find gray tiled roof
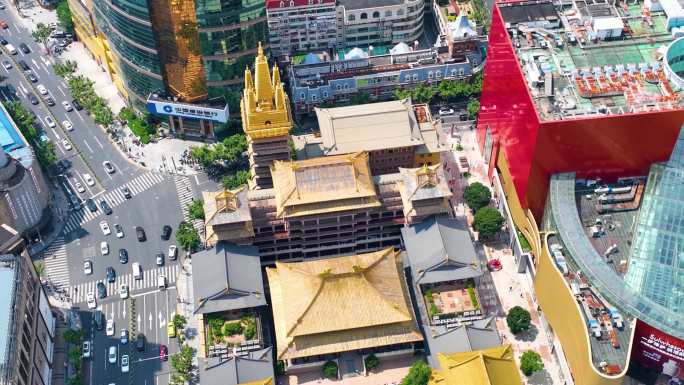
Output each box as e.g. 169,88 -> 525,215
402,216 -> 482,284
199,347 -> 274,385
192,242 -> 266,314
424,317 -> 502,368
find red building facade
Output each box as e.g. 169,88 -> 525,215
476,4 -> 684,218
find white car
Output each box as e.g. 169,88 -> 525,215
115,224 -> 124,238
86,292 -> 96,309
62,139 -> 72,151
1,60 -> 11,69
45,116 -> 56,128
82,341 -> 91,358
83,260 -> 92,275
100,221 -> 111,236
119,285 -> 129,299
168,245 -> 178,260
37,84 -> 48,95
62,101 -> 73,111
121,354 -> 129,373
74,181 -> 85,193
83,173 -> 94,186
439,107 -> 455,116
103,161 -> 115,174
63,120 -> 73,131
106,319 -> 114,336
100,241 -> 109,255
108,346 -> 117,364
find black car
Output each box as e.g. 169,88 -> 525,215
18,43 -> 30,54
135,226 -> 146,242
85,198 -> 98,212
135,333 -> 146,351
17,60 -> 29,71
94,310 -> 104,330
72,99 -> 82,110
25,71 -> 37,83
122,186 -> 132,199
161,225 -> 172,240
106,266 -> 115,283
29,94 -> 39,105
45,97 -> 55,106
118,248 -> 128,264
96,282 -> 107,298
0,36 -> 7,45
100,199 -> 112,215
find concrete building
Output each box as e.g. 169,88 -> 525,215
293,100 -> 444,175
266,0 -> 425,59
241,44 -> 293,189
202,153 -> 452,260
0,251 -> 56,385
0,104 -> 49,236
266,247 -> 423,373
287,37 -> 483,114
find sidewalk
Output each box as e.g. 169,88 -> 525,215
29,180 -> 70,257
176,256 -> 201,364
127,137 -> 200,175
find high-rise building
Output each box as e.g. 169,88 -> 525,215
72,0 -> 270,137
0,249 -> 56,385
241,43 -> 293,189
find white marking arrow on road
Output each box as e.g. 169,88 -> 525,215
122,306 -> 126,319
148,313 -> 153,330
137,313 -> 141,329
158,311 -> 165,328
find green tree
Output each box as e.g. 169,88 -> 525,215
63,329 -> 82,344
56,0 -> 75,34
53,60 -> 78,78
322,361 -> 338,379
67,345 -> 82,364
67,75 -> 95,103
413,82 -> 437,103
467,99 -> 480,120
463,182 -> 491,211
172,314 -> 187,330
400,360 -> 431,385
34,261 -> 45,278
222,170 -> 250,189
31,23 -> 52,54
473,207 -> 504,238
92,102 -> 114,126
506,306 -> 532,334
176,222 -> 200,251
276,360 -> 285,375
243,319 -> 256,340
520,350 -> 544,376
365,354 -> 380,371
223,322 -> 243,336
394,88 -> 413,100
170,345 -> 195,384
35,140 -> 57,168
350,91 -> 371,105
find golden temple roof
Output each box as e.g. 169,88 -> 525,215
271,152 -> 380,217
239,378 -> 273,385
202,187 -> 254,245
429,345 -> 523,385
266,247 -> 423,360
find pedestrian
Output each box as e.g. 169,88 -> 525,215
509,286 -> 513,292
520,293 -> 523,298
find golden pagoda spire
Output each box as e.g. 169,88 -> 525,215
244,67 -> 254,90
272,64 -> 281,87
254,42 -> 273,105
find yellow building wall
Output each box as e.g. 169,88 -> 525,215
496,154 -> 626,385
414,152 -> 441,167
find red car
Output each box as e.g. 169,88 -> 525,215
0,21 -> 8,29
159,345 -> 168,361
487,259 -> 503,271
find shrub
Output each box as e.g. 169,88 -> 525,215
520,350 -> 544,376
400,360 -> 431,385
466,282 -> 479,310
322,361 -> 338,379
223,322 -> 243,336
506,306 -> 531,334
276,360 -> 286,375
187,199 -> 205,220
463,182 -> 491,211
473,207 -> 504,238
365,354 -> 380,371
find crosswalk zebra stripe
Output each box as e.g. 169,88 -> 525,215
42,237 -> 71,288
70,264 -> 179,303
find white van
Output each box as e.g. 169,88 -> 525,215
132,263 -> 142,280
157,275 -> 166,289
6,44 -> 16,55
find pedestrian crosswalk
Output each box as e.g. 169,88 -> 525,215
64,172 -> 166,234
70,264 -> 179,303
174,176 -> 204,236
42,237 -> 71,288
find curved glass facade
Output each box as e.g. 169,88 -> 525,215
94,0 -> 163,102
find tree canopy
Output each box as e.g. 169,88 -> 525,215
176,222 -> 200,251
56,0 -> 75,34
4,102 -> 56,168
520,350 -> 544,376
463,182 -> 491,211
31,23 -> 52,54
187,199 -> 204,220
222,169 -> 250,189
400,360 -> 431,385
473,207 -> 504,238
170,345 -> 195,385
506,306 -> 532,334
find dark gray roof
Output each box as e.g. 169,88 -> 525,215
200,347 -> 274,385
424,317 -> 502,368
498,1 -> 559,25
338,0 -> 404,10
402,216 -> 483,284
192,242 -> 266,314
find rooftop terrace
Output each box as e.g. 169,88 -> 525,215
500,0 -> 684,120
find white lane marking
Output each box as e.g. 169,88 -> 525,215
51,128 -> 60,140
76,110 -> 85,122
94,136 -> 104,149
77,172 -> 96,196
13,24 -> 19,33
1,65 -> 7,74
40,63 -> 48,74
57,85 -> 66,96
31,58 -> 38,68
82,139 -> 94,153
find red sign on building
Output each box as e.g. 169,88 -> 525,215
630,319 -> 684,381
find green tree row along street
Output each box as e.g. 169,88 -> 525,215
56,0 -> 75,35
53,60 -> 115,126
176,221 -> 200,251
4,101 -> 57,168
393,75 -> 483,104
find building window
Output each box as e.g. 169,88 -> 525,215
458,68 -> 464,76
289,0 -> 294,5
412,74 -> 418,81
279,1 -> 284,6
427,71 -> 433,79
344,84 -> 350,89
435,71 -> 442,78
348,14 -> 355,21
336,84 -> 342,90
300,92 -> 305,100
312,94 -> 317,101
450,69 -> 457,77
360,12 -> 367,19
323,91 -> 328,98
472,59 -> 478,66
405,74 -> 411,82
397,9 -> 404,15
385,10 -> 392,16
372,11 -> 380,18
